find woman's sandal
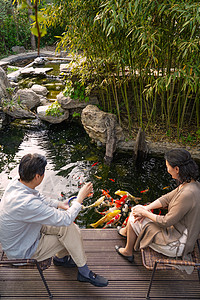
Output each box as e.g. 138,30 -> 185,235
115,245 -> 134,263
117,226 -> 127,239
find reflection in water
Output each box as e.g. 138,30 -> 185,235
1,120 -> 199,228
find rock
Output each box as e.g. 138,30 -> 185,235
13,89 -> 40,109
2,87 -> 38,119
133,128 -> 149,161
0,67 -> 12,106
20,67 -> 53,76
39,96 -> 51,106
82,105 -> 125,163
57,92 -> 98,109
33,57 -> 48,65
37,105 -> 69,124
0,110 -> 11,128
60,64 -> 71,73
11,46 -> 26,54
31,84 -> 48,96
3,102 -> 35,119
81,105 -> 124,145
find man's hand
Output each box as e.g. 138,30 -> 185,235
76,182 -> 93,204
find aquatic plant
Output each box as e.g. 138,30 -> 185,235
45,101 -> 64,117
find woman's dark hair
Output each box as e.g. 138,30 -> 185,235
19,153 -> 47,182
164,149 -> 199,183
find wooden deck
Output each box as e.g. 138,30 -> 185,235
0,229 -> 199,299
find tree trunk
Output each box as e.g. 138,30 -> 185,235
27,0 -> 36,50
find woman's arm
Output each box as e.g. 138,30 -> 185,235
144,199 -> 163,211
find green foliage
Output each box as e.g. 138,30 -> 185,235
196,129 -> 200,139
45,101 -> 64,117
72,112 -> 81,118
0,0 -> 30,55
63,80 -> 89,102
6,87 -> 15,95
7,67 -> 19,74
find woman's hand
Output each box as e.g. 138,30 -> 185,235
131,205 -> 148,223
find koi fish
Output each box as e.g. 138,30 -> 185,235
163,186 -> 170,190
91,162 -> 99,167
90,210 -> 121,228
95,206 -> 118,215
82,196 -> 105,209
122,216 -> 129,227
87,192 -> 94,197
114,195 -> 128,207
102,189 -> 114,204
108,178 -> 115,182
140,188 -> 149,193
94,175 -> 102,179
103,214 -> 121,229
115,190 -> 141,204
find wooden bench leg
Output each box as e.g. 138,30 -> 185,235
146,261 -> 158,299
36,262 -> 53,299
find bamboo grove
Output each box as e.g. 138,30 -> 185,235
43,0 -> 200,137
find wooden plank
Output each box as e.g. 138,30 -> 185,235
0,229 -> 199,300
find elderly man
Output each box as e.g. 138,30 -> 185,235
0,153 -> 108,287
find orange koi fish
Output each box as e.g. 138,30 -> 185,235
82,196 -> 105,209
103,214 -> 121,229
163,186 -> 170,190
90,210 -> 121,228
94,175 -> 102,179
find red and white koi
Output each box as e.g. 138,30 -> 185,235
115,190 -> 141,204
103,214 -> 121,229
102,189 -> 114,205
114,195 -> 128,208
90,210 -> 121,228
122,215 -> 129,227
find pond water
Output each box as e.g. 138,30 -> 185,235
3,59 -> 199,229
1,119 -> 193,228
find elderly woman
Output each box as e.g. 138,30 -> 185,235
115,149 -> 200,269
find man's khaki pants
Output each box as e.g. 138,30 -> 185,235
31,222 -> 87,267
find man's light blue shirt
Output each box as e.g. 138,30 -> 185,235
0,177 -> 82,259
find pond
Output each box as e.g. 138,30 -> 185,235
1,118 -> 194,229
3,58 -> 200,229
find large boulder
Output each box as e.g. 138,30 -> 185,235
81,105 -> 125,163
2,88 -> 40,119
3,103 -> 35,119
57,92 -> 98,110
81,105 -> 124,144
37,105 -> 69,124
0,67 -> 12,106
31,84 -> 48,96
11,46 -> 26,53
13,89 -> 40,109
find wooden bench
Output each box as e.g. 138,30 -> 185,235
141,239 -> 200,299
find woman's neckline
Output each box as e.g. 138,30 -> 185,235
178,180 -> 195,190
